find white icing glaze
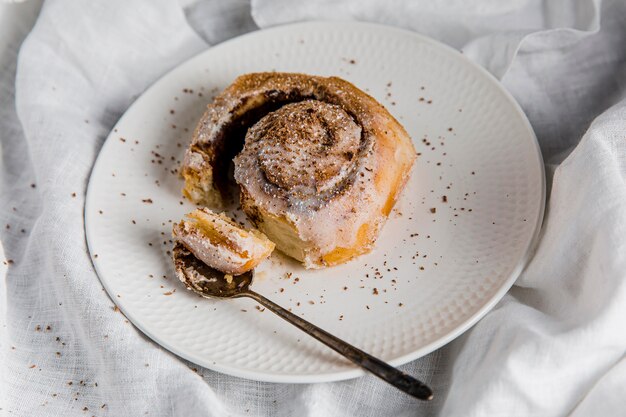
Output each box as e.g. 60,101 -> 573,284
234,100 -> 380,267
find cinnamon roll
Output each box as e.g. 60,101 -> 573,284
172,208 -> 275,275
181,73 -> 415,268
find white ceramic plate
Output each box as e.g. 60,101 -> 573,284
85,21 -> 545,383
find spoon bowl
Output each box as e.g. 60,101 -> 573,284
173,243 -> 252,298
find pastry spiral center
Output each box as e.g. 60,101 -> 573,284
248,100 -> 361,197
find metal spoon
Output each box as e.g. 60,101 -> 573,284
173,243 -> 433,401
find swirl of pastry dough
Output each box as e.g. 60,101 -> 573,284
181,73 -> 415,268
240,100 -> 361,204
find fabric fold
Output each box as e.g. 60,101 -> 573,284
2,0 -> 625,415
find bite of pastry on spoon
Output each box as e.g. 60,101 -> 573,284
172,208 -> 433,401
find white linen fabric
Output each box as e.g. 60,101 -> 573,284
1,0 -> 625,415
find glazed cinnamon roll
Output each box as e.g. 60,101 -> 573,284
182,73 -> 415,268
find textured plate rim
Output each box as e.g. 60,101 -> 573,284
85,20 -> 546,383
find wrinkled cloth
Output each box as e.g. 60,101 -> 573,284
1,0 -> 625,416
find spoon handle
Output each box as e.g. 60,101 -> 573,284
244,290 -> 433,401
